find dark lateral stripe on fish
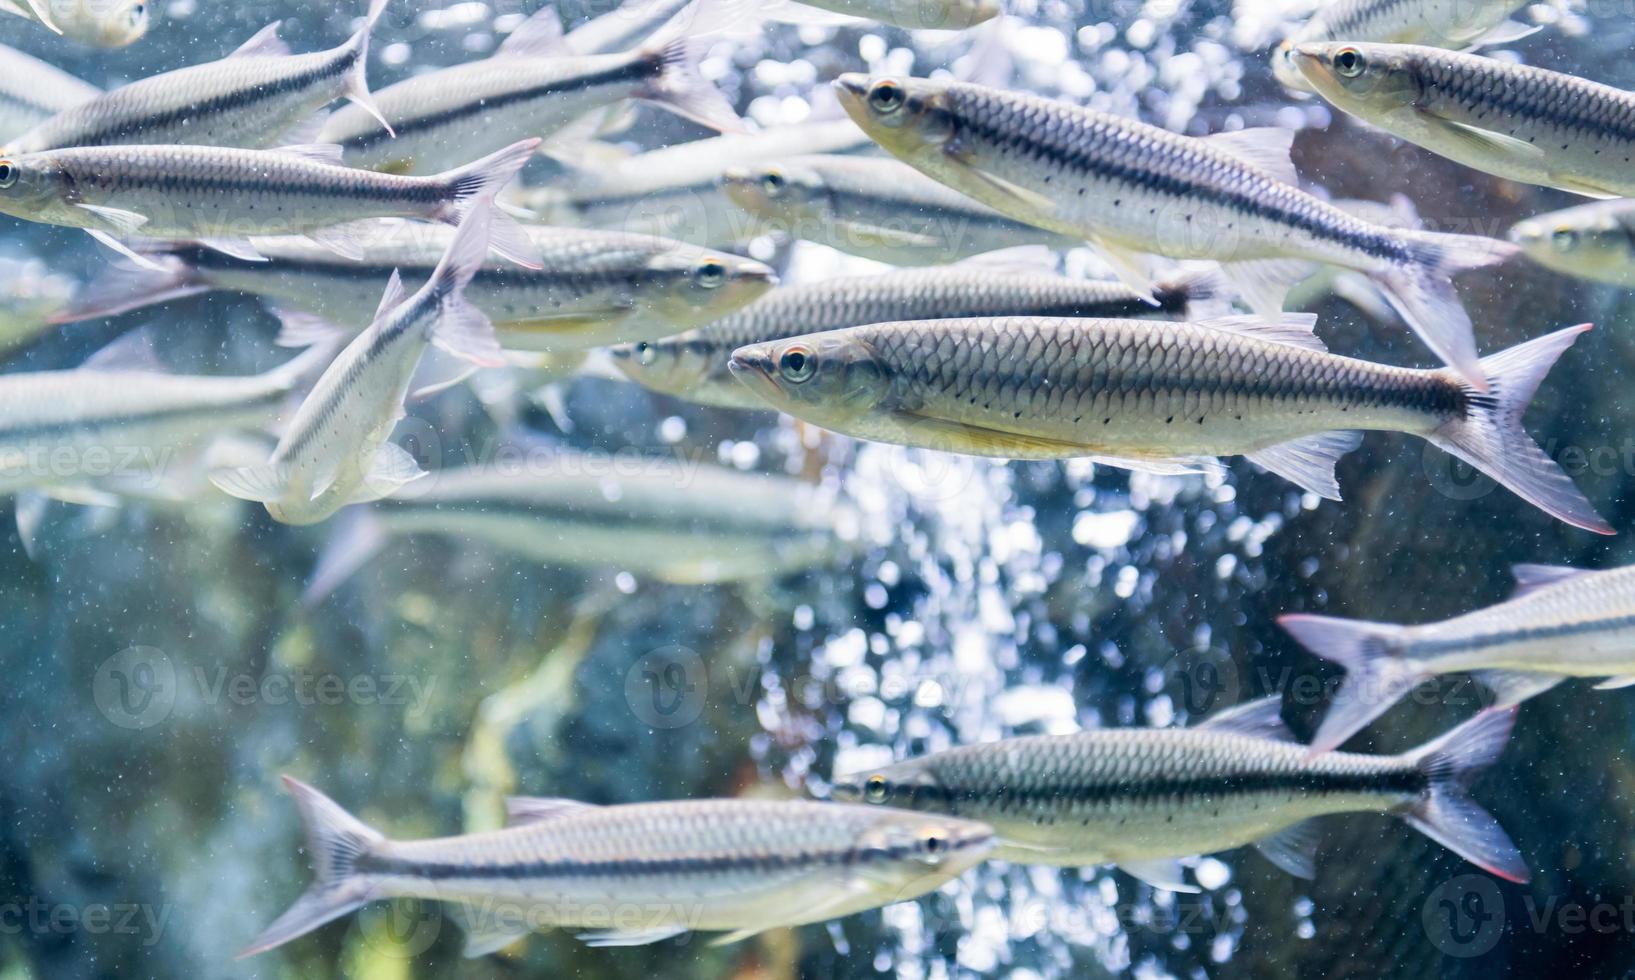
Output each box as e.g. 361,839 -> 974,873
1417,60 -> 1635,143
355,840 -> 937,880
1414,612 -> 1635,657
340,59 -> 656,151
0,391 -> 285,442
916,768 -> 1428,812
956,110 -> 1412,264
183,249 -> 630,298
376,496 -> 804,538
67,54 -> 357,147
68,168 -> 451,205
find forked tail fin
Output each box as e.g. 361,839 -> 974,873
1400,708 -> 1530,883
1374,229 -> 1519,390
1425,323 -> 1612,535
433,139 -> 544,269
237,776 -> 386,958
1278,613 -> 1422,754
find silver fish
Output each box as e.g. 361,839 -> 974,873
0,335 -> 324,500
208,202 -> 502,526
1508,200 -> 1635,287
0,42 -> 99,142
563,0 -> 693,54
1293,42 -> 1635,201
0,0 -> 148,48
1271,0 -> 1532,92
317,2 -> 741,175
834,73 -> 1517,388
302,450 -> 850,601
787,0 -> 996,30
56,222 -> 775,352
0,140 -> 541,268
6,1 -> 390,155
612,265 -> 1227,409
1283,563 -> 1635,753
512,120 -> 874,247
726,315 -> 1610,533
833,698 -> 1528,887
239,777 -> 994,956
723,153 -> 1079,265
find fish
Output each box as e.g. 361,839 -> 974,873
316,2 -> 742,175
726,314 -> 1611,533
1283,563 -> 1635,754
562,0 -> 694,55
722,153 -> 1079,265
511,119 -> 874,247
833,73 -> 1517,389
0,0 -> 148,48
831,697 -> 1529,888
0,332 -> 326,506
238,776 -> 995,956
208,200 -> 503,526
0,42 -> 100,142
612,264 -> 1228,409
0,139 -> 542,268
785,0 -> 997,30
1271,0 -> 1533,93
301,449 -> 850,601
1291,43 -> 1635,201
1508,200 -> 1635,288
55,223 -> 775,352
4,0 -> 391,155
0,256 -> 72,356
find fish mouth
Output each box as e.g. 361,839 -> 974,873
726,348 -> 778,399
832,73 -> 870,109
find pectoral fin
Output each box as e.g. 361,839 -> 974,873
350,443 -> 427,503
210,462 -> 292,504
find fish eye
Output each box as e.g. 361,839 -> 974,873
760,169 -> 787,197
778,345 -> 815,384
0,161 -> 15,189
1552,227 -> 1578,252
863,774 -> 889,804
868,80 -> 906,115
1334,47 -> 1366,78
130,2 -> 145,23
694,258 -> 726,288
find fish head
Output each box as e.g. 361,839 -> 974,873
727,330 -> 890,422
61,0 -> 151,48
0,155 -> 66,219
830,760 -> 946,812
1270,39 -> 1316,95
643,248 -> 777,325
848,812 -> 995,896
1289,42 -> 1421,108
833,75 -> 958,161
608,334 -> 716,398
1509,209 -> 1632,281
721,158 -> 829,230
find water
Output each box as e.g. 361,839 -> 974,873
1,1 -> 1633,977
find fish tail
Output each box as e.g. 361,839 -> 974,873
1374,229 -> 1519,390
426,198 -> 504,366
435,139 -> 543,269
1278,613 -> 1422,754
1153,266 -> 1233,321
49,251 -> 208,325
1399,707 -> 1530,883
1425,323 -> 1612,534
344,0 -> 395,137
639,1 -> 747,133
303,507 -> 389,605
237,776 -> 385,958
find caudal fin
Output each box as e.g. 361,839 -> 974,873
50,252 -> 209,324
1152,266 -> 1234,321
434,139 -> 543,269
342,0 -> 395,137
1400,708 -> 1530,883
1374,229 -> 1519,390
424,198 -> 504,366
638,1 -> 746,133
303,507 -> 389,605
1278,613 -> 1423,755
238,776 -> 386,958
1425,323 -> 1612,534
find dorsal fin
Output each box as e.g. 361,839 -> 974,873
505,797 -> 598,826
83,330 -> 165,373
1511,563 -> 1593,598
1204,127 -> 1299,185
229,21 -> 291,59
274,143 -> 346,166
497,6 -> 568,57
1198,695 -> 1295,741
1192,312 -> 1326,352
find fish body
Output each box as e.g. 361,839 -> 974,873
723,153 -> 1078,265
0,0 -> 148,48
303,453 -> 848,600
789,0 -> 997,30
1283,563 -> 1635,753
513,120 -> 874,246
1293,42 -> 1635,200
240,778 -> 994,956
1272,0 -> 1531,92
833,698 -> 1527,886
563,0 -> 692,54
6,1 -> 389,155
1508,200 -> 1635,287
727,314 -> 1609,532
57,223 -> 774,351
612,265 -> 1225,409
318,4 -> 739,174
209,204 -> 502,525
834,73 -> 1516,387
0,43 -> 100,142
0,140 -> 539,266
